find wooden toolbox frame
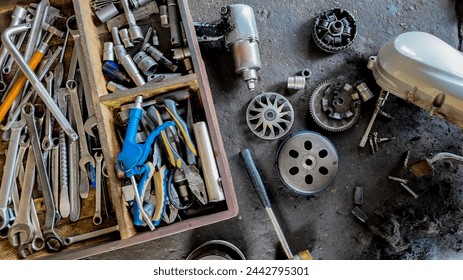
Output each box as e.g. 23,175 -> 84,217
0,0 -> 238,259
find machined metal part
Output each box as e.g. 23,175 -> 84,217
359,90 -> 389,148
187,240 -> 246,260
301,69 -> 312,79
160,5 -> 169,28
42,71 -> 54,151
103,42 -> 115,62
152,28 -> 160,47
102,61 -> 131,84
287,76 -> 306,91
309,79 -> 361,132
95,3 -> 119,23
142,43 -> 178,72
0,120 -> 25,230
130,0 -> 151,9
173,47 -> 193,73
312,8 -> 357,53
64,225 -> 119,246
133,51 -> 158,75
399,183 -> 419,199
3,29 -> 27,75
356,82 -> 374,102
223,4 -> 261,91
410,152 -> 463,177
107,81 -> 128,92
22,103 -> 64,252
167,0 -> 182,47
276,131 -> 339,195
50,138 -> 60,213
2,24 -> 77,141
193,122 -> 225,202
93,153 -> 104,225
30,200 -> 44,251
56,89 -> 70,219
354,186 -> 363,205
246,92 -> 294,140
120,0 -> 143,43
119,28 -> 135,51
112,27 -> 146,86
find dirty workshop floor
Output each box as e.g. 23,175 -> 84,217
90,0 -> 463,260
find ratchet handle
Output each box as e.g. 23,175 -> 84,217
240,148 -> 271,209
0,50 -> 44,122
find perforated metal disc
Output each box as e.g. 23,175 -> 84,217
277,131 -> 338,195
246,92 -> 294,140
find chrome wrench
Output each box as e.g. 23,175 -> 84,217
64,225 -> 119,246
8,148 -> 35,248
30,199 -> 44,251
0,120 -> 25,230
93,152 -> 103,225
22,103 -> 64,252
50,138 -> 60,214
56,88 -> 70,219
67,80 -> 95,170
42,71 -> 54,150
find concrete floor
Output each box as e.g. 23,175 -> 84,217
91,0 -> 463,260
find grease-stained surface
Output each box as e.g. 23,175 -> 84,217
91,0 -> 463,260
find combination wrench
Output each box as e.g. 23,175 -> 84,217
22,103 -> 64,252
67,80 -> 95,170
64,225 -> 119,246
0,120 -> 25,230
93,153 -> 103,225
42,71 -> 54,150
8,148 -> 35,248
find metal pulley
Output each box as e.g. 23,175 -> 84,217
246,92 -> 294,140
276,131 -> 338,195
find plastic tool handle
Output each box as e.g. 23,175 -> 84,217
239,148 -> 271,209
0,50 -> 44,121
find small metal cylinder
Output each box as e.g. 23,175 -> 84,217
107,81 -> 128,93
95,3 -> 119,23
129,0 -> 151,9
103,42 -> 115,62
167,0 -> 182,47
287,76 -> 306,91
160,5 -> 169,28
152,29 -> 160,47
193,122 -> 225,202
142,43 -> 178,72
300,68 -> 312,78
133,51 -> 158,75
119,28 -> 134,51
356,82 -> 374,102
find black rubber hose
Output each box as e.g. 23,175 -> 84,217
239,148 -> 271,209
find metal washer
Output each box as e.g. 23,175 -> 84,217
277,131 -> 338,195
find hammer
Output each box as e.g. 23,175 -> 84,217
240,148 -> 312,260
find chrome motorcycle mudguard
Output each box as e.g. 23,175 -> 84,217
368,31 -> 463,128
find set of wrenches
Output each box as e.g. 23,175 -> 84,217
0,1 -> 117,258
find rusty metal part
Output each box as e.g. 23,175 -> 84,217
410,152 -> 463,177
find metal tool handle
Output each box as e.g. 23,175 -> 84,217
239,148 -> 271,209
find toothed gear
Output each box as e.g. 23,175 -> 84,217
312,8 -> 357,53
246,92 -> 294,140
309,79 -> 361,132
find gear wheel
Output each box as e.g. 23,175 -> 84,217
246,92 -> 294,140
309,79 -> 361,132
312,8 -> 357,53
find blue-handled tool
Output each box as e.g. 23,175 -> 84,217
117,95 -> 174,229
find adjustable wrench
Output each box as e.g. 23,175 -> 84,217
22,103 -> 64,252
8,148 -> 35,248
93,153 -> 103,225
0,120 -> 25,230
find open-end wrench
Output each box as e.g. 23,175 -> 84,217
22,103 -> 64,252
8,148 -> 35,248
42,71 -> 54,150
67,80 -> 95,170
0,120 -> 25,230
93,152 -> 103,225
64,225 -> 119,246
